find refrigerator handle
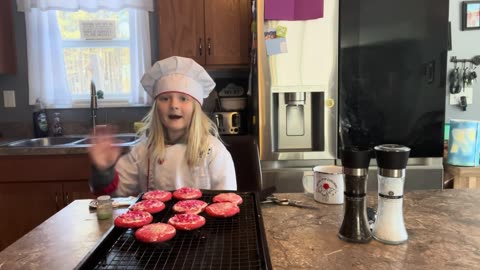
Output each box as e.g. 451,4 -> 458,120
447,21 -> 452,51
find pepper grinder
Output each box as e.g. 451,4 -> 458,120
372,144 -> 411,244
338,146 -> 373,243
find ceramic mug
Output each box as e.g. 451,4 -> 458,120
302,171 -> 314,197
313,165 -> 344,204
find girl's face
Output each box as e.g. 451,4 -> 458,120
156,92 -> 195,140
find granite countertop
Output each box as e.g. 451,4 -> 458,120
0,189 -> 479,269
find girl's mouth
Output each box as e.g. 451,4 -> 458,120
168,115 -> 182,120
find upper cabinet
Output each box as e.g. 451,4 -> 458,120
158,0 -> 251,66
0,0 -> 16,74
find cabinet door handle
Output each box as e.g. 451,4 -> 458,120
55,192 -> 59,211
66,192 -> 69,204
199,38 -> 203,56
207,38 -> 211,55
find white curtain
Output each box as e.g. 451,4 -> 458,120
24,9 -> 71,106
17,0 -> 154,106
129,9 -> 152,105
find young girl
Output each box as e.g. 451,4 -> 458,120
88,56 -> 237,196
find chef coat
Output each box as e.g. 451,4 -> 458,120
111,135 -> 237,197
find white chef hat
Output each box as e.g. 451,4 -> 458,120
140,56 -> 216,105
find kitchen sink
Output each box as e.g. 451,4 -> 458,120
2,134 -> 141,148
5,136 -> 85,147
74,134 -> 140,146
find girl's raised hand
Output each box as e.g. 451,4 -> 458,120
88,125 -> 122,171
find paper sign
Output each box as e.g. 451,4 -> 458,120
80,20 -> 116,40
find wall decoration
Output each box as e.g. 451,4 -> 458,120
462,1 -> 480,30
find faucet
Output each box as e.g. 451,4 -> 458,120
90,80 -> 97,134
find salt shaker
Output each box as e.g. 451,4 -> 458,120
372,144 -> 411,244
96,195 -> 113,220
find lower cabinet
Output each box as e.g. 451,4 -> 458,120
63,181 -> 94,206
0,154 -> 94,251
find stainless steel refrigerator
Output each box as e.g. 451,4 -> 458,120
256,0 -> 339,192
255,0 -> 449,192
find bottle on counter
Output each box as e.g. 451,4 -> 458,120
52,112 -> 63,137
33,99 -> 49,138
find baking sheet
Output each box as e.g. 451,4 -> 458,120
75,190 -> 272,270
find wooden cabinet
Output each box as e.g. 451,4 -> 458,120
158,0 -> 251,66
0,0 -> 16,74
63,181 -> 94,206
445,164 -> 480,189
0,182 -> 63,251
0,154 -> 94,251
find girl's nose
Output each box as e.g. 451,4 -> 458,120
170,98 -> 179,109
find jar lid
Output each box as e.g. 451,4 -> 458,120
97,195 -> 111,201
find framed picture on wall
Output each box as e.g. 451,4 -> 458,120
462,1 -> 480,30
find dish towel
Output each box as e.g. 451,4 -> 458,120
265,0 -> 324,20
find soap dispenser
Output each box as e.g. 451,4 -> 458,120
33,99 -> 49,138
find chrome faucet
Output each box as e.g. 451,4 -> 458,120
90,80 -> 97,134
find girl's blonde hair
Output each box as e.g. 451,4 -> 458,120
138,100 -> 219,166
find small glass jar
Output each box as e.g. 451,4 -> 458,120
96,195 -> 113,220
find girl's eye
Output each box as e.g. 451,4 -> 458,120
159,96 -> 169,101
180,96 -> 189,102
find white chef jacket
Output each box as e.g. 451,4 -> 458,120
111,135 -> 237,196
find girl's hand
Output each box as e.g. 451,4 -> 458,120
88,125 -> 122,171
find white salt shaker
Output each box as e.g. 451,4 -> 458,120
372,144 -> 410,244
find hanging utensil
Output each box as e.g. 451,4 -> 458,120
449,67 -> 461,94
463,63 -> 469,90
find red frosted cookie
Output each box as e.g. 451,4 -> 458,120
212,193 -> 243,205
130,199 -> 165,214
173,187 -> 202,200
142,190 -> 172,202
205,202 -> 240,218
172,199 -> 208,214
114,210 -> 153,228
168,213 -> 206,231
135,223 -> 176,243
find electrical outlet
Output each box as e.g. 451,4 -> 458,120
449,87 -> 473,105
3,90 -> 16,108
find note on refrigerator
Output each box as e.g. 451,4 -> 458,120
265,28 -> 288,56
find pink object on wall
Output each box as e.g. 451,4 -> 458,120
265,0 -> 324,20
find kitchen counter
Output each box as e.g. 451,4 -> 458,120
0,189 -> 479,269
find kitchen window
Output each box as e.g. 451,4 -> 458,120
17,0 -> 154,108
